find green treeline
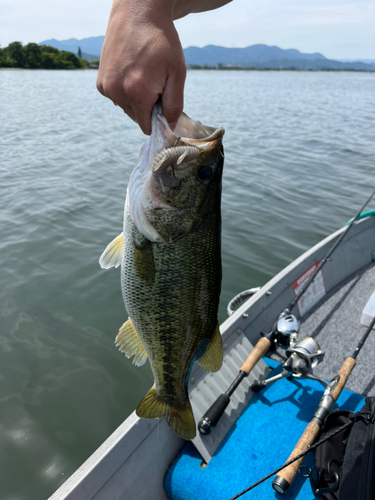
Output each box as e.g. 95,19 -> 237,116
0,42 -> 89,69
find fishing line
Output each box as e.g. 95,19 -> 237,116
288,186 -> 375,314
227,310 -> 375,500
198,187 -> 375,435
227,419 -> 355,500
271,314 -> 375,493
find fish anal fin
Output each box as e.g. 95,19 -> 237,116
136,386 -> 196,440
99,233 -> 124,269
115,318 -> 147,367
198,322 -> 223,373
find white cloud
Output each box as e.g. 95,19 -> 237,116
0,0 -> 374,59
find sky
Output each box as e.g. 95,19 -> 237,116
1,0 -> 374,59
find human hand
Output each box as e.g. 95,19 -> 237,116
97,0 -> 186,135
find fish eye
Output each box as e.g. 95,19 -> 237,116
197,165 -> 213,182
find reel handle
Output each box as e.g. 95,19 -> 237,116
272,356 -> 357,494
240,337 -> 271,375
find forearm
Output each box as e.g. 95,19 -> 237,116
110,0 -> 233,22
111,0 -> 174,22
173,0 -> 233,20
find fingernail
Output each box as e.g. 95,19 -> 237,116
169,121 -> 177,131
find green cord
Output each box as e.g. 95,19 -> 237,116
347,210 -> 375,225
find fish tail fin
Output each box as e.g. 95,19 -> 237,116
136,386 -> 196,440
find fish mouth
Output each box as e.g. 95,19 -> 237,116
127,102 -> 224,243
173,118 -> 225,148
151,101 -> 225,154
150,102 -> 224,188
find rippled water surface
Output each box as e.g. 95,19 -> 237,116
0,69 -> 374,499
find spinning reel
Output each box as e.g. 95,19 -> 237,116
198,312 -> 327,436
253,312 -> 326,391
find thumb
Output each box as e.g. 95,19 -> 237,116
162,69 -> 186,130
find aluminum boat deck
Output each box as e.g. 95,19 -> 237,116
299,262 -> 375,396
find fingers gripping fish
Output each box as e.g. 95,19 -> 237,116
99,102 -> 225,440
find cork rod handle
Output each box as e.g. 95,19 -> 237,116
240,337 -> 271,375
274,421 -> 320,487
332,357 -> 356,401
274,356 -> 357,492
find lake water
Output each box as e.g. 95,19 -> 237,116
0,69 -> 374,499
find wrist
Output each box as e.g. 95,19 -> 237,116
111,0 -> 176,22
173,0 -> 233,20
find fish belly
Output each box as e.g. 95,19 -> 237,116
121,207 -> 222,438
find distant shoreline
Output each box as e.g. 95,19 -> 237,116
187,67 -> 375,73
0,67 -> 94,71
1,67 -> 373,73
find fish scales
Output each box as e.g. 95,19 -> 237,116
122,205 -> 221,406
100,103 -> 225,439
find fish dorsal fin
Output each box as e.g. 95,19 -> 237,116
115,318 -> 148,367
99,233 -> 124,269
198,322 -> 223,373
137,385 -> 196,440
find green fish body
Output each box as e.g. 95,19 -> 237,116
100,105 -> 225,439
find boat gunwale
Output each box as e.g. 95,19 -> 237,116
222,216 -> 375,336
49,215 -> 375,500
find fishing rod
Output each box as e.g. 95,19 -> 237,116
272,313 -> 375,494
198,188 -> 375,436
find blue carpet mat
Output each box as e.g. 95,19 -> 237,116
165,359 -> 365,500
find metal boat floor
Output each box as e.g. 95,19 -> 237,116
298,262 -> 375,396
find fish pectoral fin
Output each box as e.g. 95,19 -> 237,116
198,322 -> 223,373
115,318 -> 147,367
133,236 -> 155,285
99,232 -> 124,269
136,386 -> 196,440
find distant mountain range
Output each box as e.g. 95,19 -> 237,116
338,58 -> 375,65
184,45 -> 327,64
38,37 -> 375,71
39,37 -> 104,60
183,45 -> 373,70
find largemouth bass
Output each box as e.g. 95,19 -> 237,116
100,103 -> 225,439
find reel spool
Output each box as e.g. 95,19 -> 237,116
251,337 -> 325,392
284,337 -> 325,377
